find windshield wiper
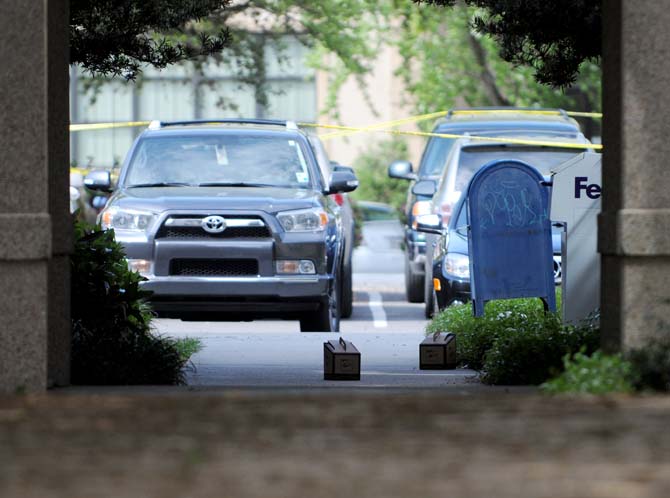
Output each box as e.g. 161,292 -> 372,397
197,182 -> 280,188
126,182 -> 193,188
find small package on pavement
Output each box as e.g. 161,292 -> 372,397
324,338 -> 361,380
420,332 -> 457,370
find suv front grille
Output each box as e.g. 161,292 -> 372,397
158,226 -> 270,239
169,259 -> 259,277
156,215 -> 271,239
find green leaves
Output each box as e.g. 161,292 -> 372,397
414,0 -> 602,88
427,294 -> 601,385
71,220 -> 194,385
71,0 -> 231,79
541,350 -> 635,395
394,2 -> 601,133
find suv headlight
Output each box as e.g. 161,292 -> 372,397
100,207 -> 158,234
277,208 -> 328,232
444,253 -> 470,279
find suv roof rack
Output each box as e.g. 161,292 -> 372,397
147,119 -> 299,131
446,107 -> 569,118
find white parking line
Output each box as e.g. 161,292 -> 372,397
367,291 -> 388,328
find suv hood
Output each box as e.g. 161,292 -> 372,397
109,186 -> 322,214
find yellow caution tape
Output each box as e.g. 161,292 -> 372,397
68,108 -> 603,150
566,111 -> 603,118
301,122 -> 602,150
315,110 -> 450,139
69,121 -> 150,132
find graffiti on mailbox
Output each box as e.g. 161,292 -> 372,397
476,174 -> 550,231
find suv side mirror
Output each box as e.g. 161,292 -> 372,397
415,214 -> 443,235
333,164 -> 355,175
329,170 -> 359,193
411,179 -> 436,197
388,160 -> 416,181
84,170 -> 112,192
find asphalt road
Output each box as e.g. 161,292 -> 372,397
155,220 -> 481,388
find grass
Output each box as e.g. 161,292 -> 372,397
172,337 -> 203,362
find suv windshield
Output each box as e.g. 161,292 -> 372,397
124,134 -> 313,188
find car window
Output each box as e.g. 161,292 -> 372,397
417,126 -> 581,178
418,137 -> 457,177
436,144 -> 585,217
455,145 -> 584,191
125,134 -> 314,188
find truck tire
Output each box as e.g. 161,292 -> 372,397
300,278 -> 340,332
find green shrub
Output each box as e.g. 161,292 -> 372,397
70,221 -> 195,385
427,293 -> 601,385
482,319 -> 599,385
627,338 -> 670,392
541,350 -> 635,394
427,296 -> 563,370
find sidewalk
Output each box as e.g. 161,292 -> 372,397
2,390 -> 669,498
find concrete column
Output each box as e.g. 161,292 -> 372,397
0,0 -> 70,392
600,1 -> 670,351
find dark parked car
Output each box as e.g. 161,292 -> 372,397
417,136 -> 590,315
86,119 -> 358,332
388,108 -> 584,304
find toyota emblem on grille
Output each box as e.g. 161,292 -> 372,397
202,215 -> 227,234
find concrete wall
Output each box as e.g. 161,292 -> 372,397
0,0 -> 70,393
600,0 -> 670,350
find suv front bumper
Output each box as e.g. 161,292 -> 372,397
142,274 -> 329,298
142,274 -> 331,318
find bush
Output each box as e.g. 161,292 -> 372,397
427,294 -> 600,385
627,338 -> 670,392
482,319 -> 599,385
427,296 -> 563,370
71,221 -> 195,385
541,350 -> 635,395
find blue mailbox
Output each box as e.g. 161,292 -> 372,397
466,159 -> 556,316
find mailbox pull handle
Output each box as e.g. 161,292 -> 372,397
433,331 -> 441,342
339,337 -> 347,350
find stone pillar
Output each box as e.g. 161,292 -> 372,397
600,1 -> 670,351
0,0 -> 70,393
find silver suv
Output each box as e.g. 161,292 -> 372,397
85,119 -> 358,332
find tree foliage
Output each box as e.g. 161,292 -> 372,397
72,0 -> 602,131
70,0 -> 231,79
392,2 -> 601,136
188,0 -> 382,114
415,0 -> 601,87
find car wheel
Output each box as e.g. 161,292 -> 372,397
340,259 -> 353,319
300,277 -> 340,332
405,254 -> 424,303
424,266 -> 435,319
